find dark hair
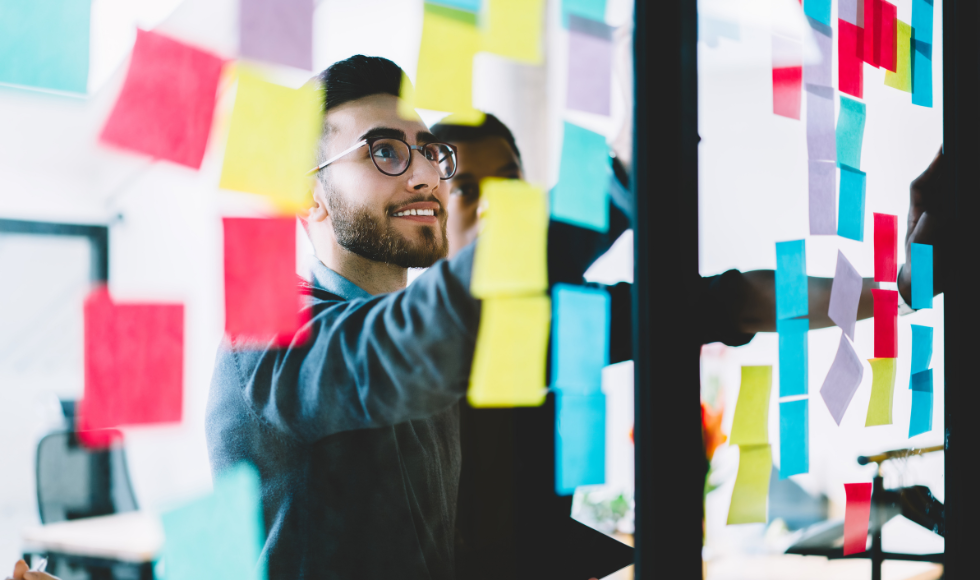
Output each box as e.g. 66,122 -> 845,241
430,113 -> 522,162
317,55 -> 404,113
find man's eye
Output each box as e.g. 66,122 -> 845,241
374,146 -> 396,158
452,184 -> 480,200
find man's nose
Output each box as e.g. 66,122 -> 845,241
407,150 -> 441,191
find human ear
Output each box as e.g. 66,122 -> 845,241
308,178 -> 329,222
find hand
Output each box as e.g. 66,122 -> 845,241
5,560 -> 60,580
899,146 -> 945,303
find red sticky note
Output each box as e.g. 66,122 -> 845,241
873,213 -> 897,282
773,66 -> 802,119
99,29 -> 225,169
839,20 -> 865,98
872,289 -> 898,358
223,217 -> 306,346
81,287 -> 184,435
863,0 -> 881,67
844,482 -> 873,555
879,1 -> 898,72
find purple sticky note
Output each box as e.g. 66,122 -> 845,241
820,332 -> 865,425
803,27 -> 833,88
566,15 -> 614,116
839,0 -> 864,26
828,250 -> 863,339
240,0 -> 314,71
809,160 -> 837,235
806,84 -> 836,161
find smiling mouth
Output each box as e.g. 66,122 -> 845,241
392,208 -> 436,217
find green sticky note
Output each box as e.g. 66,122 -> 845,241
727,444 -> 772,525
884,21 -> 912,93
865,358 -> 896,427
482,0 -> 546,64
0,0 -> 91,94
729,366 -> 772,446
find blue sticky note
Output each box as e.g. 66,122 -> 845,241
910,369 -> 933,393
552,122 -> 610,232
909,390 -> 933,437
426,0 -> 482,11
555,392 -> 606,495
161,463 -> 266,580
562,0 -> 606,26
910,325 -> 934,378
779,399 -> 809,479
912,0 -> 934,44
911,243 -> 933,309
804,0 -> 832,27
0,0 -> 91,94
776,240 -> 808,320
838,165 -> 867,242
836,96 -> 866,170
552,284 -> 610,394
778,318 -> 809,397
911,40 -> 933,108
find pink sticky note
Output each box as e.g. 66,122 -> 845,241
81,287 -> 184,435
99,29 -> 225,169
819,332 -> 864,425
223,218 -> 306,346
844,482 -> 873,555
873,289 -> 898,358
879,1 -> 898,72
874,213 -> 897,282
839,20 -> 865,99
773,66 -> 802,119
863,0 -> 881,67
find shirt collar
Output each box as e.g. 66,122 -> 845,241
309,259 -> 372,301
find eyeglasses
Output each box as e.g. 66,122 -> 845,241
308,138 -> 458,179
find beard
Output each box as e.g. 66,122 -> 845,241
326,188 -> 448,269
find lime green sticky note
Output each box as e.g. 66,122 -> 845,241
865,358 -> 897,426
727,444 -> 772,525
729,366 -> 772,446
219,68 -> 322,214
468,295 -> 550,407
481,0 -> 546,64
884,21 -> 912,93
471,178 -> 549,297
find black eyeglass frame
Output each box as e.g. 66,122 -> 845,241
308,138 -> 459,180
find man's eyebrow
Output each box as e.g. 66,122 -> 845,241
495,161 -> 521,174
358,127 -> 407,141
416,130 -> 439,145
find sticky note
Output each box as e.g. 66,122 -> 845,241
552,284 -> 609,394
804,0 -> 832,26
219,69 -> 321,213
838,165 -> 867,242
820,332 -> 864,425
866,358 -> 896,426
0,0 -> 91,94
776,240 -> 808,320
779,400 -> 809,479
837,96 -> 866,169
879,1 -> 898,72
910,368 -> 933,392
911,243 -> 933,309
873,213 -> 898,282
909,373 -> 933,437
910,324 -> 933,375
843,482 -> 872,555
555,392 -> 606,495
839,0 -> 862,26
863,0 -> 881,68
99,30 -> 224,169
809,160 -> 837,235
81,287 -> 183,432
471,179 -> 549,297
872,289 -> 898,358
223,218 -> 305,346
838,20 -> 864,98
828,250 -> 862,340
429,0 -> 482,11
469,295 -> 551,407
778,318 -> 809,397
884,21 -> 912,92
803,25 -> 833,88
729,366 -> 772,446
566,15 -> 614,116
551,122 -> 610,232
240,0 -> 313,71
911,40 -> 933,108
562,0 -> 606,26
806,85 -> 836,161
483,0 -> 545,64
911,0 -> 933,45
773,36 -> 803,120
727,444 -> 772,525
161,462 -> 266,580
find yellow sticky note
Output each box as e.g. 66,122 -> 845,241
482,0 -> 546,65
884,21 -> 912,93
729,366 -> 772,446
865,358 -> 896,426
219,68 -> 322,214
468,295 -> 550,407
727,444 -> 772,525
470,178 -> 549,298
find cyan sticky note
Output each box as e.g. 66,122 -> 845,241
779,399 -> 809,479
0,0 -> 91,94
804,0 -> 832,26
161,462 -> 266,580
909,390 -> 933,437
911,39 -> 933,108
552,122 -> 610,232
911,243 -> 933,309
910,325 -> 934,377
555,392 -> 606,495
562,0 -> 606,26
776,240 -> 808,320
836,96 -> 866,169
910,369 -> 933,393
427,0 -> 482,11
912,0 -> 933,44
778,318 -> 809,397
552,284 -> 610,394
838,165 -> 867,242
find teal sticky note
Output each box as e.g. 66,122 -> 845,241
804,0 -> 832,27
910,325 -> 933,379
0,0 -> 91,94
552,284 -> 609,394
555,392 -> 605,495
909,390 -> 933,437
562,0 -> 606,26
910,369 -> 933,392
912,0 -> 933,44
911,243 -> 933,309
776,240 -> 808,320
426,0 -> 481,11
911,39 -> 933,108
161,462 -> 266,580
836,96 -> 866,169
778,318 -> 809,397
838,165 -> 866,242
779,399 -> 809,479
552,122 -> 610,232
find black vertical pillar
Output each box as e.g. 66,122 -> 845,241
632,0 -> 701,578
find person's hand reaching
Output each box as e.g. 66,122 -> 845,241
5,560 -> 60,580
899,146 -> 945,303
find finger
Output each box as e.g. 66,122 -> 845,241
24,573 -> 59,580
12,560 -> 28,580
